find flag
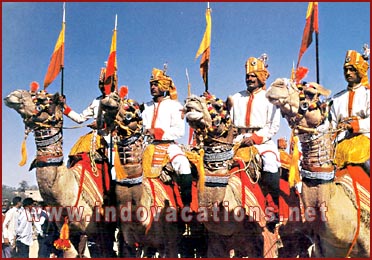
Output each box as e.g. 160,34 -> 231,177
43,4 -> 65,89
297,2 -> 319,68
103,15 -> 118,95
195,7 -> 211,88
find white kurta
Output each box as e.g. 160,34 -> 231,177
2,207 -> 20,245
229,88 -> 281,173
142,96 -> 185,141
142,96 -> 190,175
330,84 -> 370,141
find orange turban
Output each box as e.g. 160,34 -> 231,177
150,68 -> 178,100
344,50 -> 369,87
245,57 -> 270,86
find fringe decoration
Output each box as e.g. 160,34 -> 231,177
114,143 -> 128,180
54,217 -> 71,251
142,144 -> 158,178
197,149 -> 205,193
19,136 -> 28,166
288,134 -> 300,187
185,149 -> 205,193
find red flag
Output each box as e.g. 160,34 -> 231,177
297,2 -> 319,68
43,5 -> 65,89
195,7 -> 211,88
103,16 -> 118,95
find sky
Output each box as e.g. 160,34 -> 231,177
2,2 -> 370,188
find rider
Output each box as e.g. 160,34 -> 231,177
330,47 -> 370,174
227,54 -> 281,231
62,66 -> 118,180
142,67 -> 192,207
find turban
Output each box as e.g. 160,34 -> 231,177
344,50 -> 369,87
150,68 -> 178,99
245,57 -> 270,86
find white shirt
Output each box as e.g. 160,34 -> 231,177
142,96 -> 185,141
229,88 -> 281,143
2,206 -> 20,245
330,83 -> 370,140
15,207 -> 34,246
66,96 -> 102,123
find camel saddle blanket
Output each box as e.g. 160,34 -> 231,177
228,172 -> 267,228
69,132 -> 106,156
334,134 -> 370,168
234,146 -> 259,163
72,152 -> 111,208
279,150 -> 291,170
143,144 -> 170,178
141,177 -> 181,228
335,166 -> 370,226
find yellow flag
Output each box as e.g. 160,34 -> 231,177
195,8 -> 211,59
195,8 -> 211,86
43,6 -> 65,89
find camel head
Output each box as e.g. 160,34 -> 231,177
266,78 -> 331,131
184,93 -> 231,139
4,89 -> 37,120
113,98 -> 143,139
4,89 -> 63,129
100,91 -> 121,131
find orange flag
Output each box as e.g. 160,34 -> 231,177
297,2 -> 319,68
43,4 -> 65,89
103,15 -> 118,95
195,7 -> 211,88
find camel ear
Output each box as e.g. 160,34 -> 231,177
226,96 -> 233,112
317,85 -> 331,97
139,103 -> 145,112
306,82 -> 331,97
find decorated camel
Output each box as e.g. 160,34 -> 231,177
183,93 -> 280,258
266,78 -> 370,257
4,86 -> 116,258
99,90 -> 181,258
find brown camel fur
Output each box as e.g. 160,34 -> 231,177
100,94 -> 180,257
4,89 -> 116,258
266,78 -> 370,257
183,94 -> 280,258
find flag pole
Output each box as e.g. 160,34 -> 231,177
205,2 -> 210,93
315,32 -> 319,84
61,2 -> 66,95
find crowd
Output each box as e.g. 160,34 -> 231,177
2,197 -> 61,258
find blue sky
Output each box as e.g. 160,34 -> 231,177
2,2 -> 370,187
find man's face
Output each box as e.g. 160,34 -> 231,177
344,65 -> 361,85
246,73 -> 261,91
149,81 -> 164,97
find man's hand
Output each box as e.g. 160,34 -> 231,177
240,137 -> 254,147
338,122 -> 353,131
58,95 -> 66,105
88,121 -> 98,129
144,128 -> 155,137
3,238 -> 10,245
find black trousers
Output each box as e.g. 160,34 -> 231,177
259,171 -> 280,209
15,241 -> 29,258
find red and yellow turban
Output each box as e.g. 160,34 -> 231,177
344,50 -> 369,87
150,68 -> 178,100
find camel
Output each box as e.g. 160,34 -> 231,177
266,78 -> 370,257
4,89 -> 116,258
183,93 -> 280,258
99,92 -> 180,257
